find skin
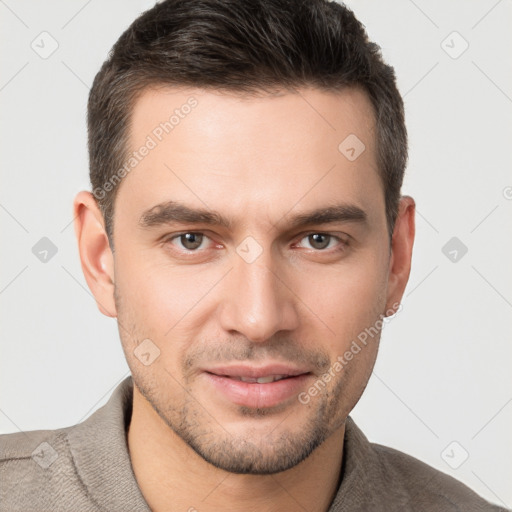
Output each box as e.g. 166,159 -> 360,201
74,86 -> 415,512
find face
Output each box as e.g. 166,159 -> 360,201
107,86 -> 401,474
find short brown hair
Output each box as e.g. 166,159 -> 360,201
88,0 -> 407,244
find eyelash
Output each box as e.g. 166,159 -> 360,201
294,233 -> 347,252
162,232 -> 219,253
162,231 -> 349,254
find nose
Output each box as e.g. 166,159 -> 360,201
218,252 -> 300,342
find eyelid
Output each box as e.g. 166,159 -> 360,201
160,230 -> 349,254
295,230 -> 349,241
162,230 -> 207,241
162,231 -> 223,252
293,231 -> 349,250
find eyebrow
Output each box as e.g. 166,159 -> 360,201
138,200 -> 367,230
139,201 -> 232,229
286,204 -> 367,229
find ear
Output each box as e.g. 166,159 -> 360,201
385,196 -> 415,314
73,191 -> 117,318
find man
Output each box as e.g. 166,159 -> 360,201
0,0 -> 506,510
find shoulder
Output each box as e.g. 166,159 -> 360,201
370,440 -> 508,511
0,426 -> 99,511
0,426 -> 68,478
0,378 -> 145,512
333,417 -> 509,512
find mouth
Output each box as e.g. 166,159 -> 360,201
201,364 -> 312,409
226,374 -> 292,384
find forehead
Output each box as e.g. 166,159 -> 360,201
117,86 -> 383,230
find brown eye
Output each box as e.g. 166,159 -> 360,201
307,233 -> 332,250
178,233 -> 204,250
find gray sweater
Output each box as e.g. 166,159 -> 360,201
0,377 -> 507,511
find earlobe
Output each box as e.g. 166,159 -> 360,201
385,196 -> 416,313
73,191 -> 117,318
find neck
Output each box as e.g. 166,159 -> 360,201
127,385 -> 345,512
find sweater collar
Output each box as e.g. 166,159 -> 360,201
67,376 -> 151,512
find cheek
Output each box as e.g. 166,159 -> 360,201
113,251 -> 224,365
295,255 -> 388,340
114,248 -> 197,322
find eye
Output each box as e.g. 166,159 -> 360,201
297,233 -> 343,251
170,232 -> 208,251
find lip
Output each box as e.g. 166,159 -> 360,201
203,364 -> 310,379
201,364 -> 312,409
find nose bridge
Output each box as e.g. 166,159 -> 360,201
219,248 -> 298,342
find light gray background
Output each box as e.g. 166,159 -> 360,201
1,0 -> 511,507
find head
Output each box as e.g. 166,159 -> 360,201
75,0 -> 415,474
